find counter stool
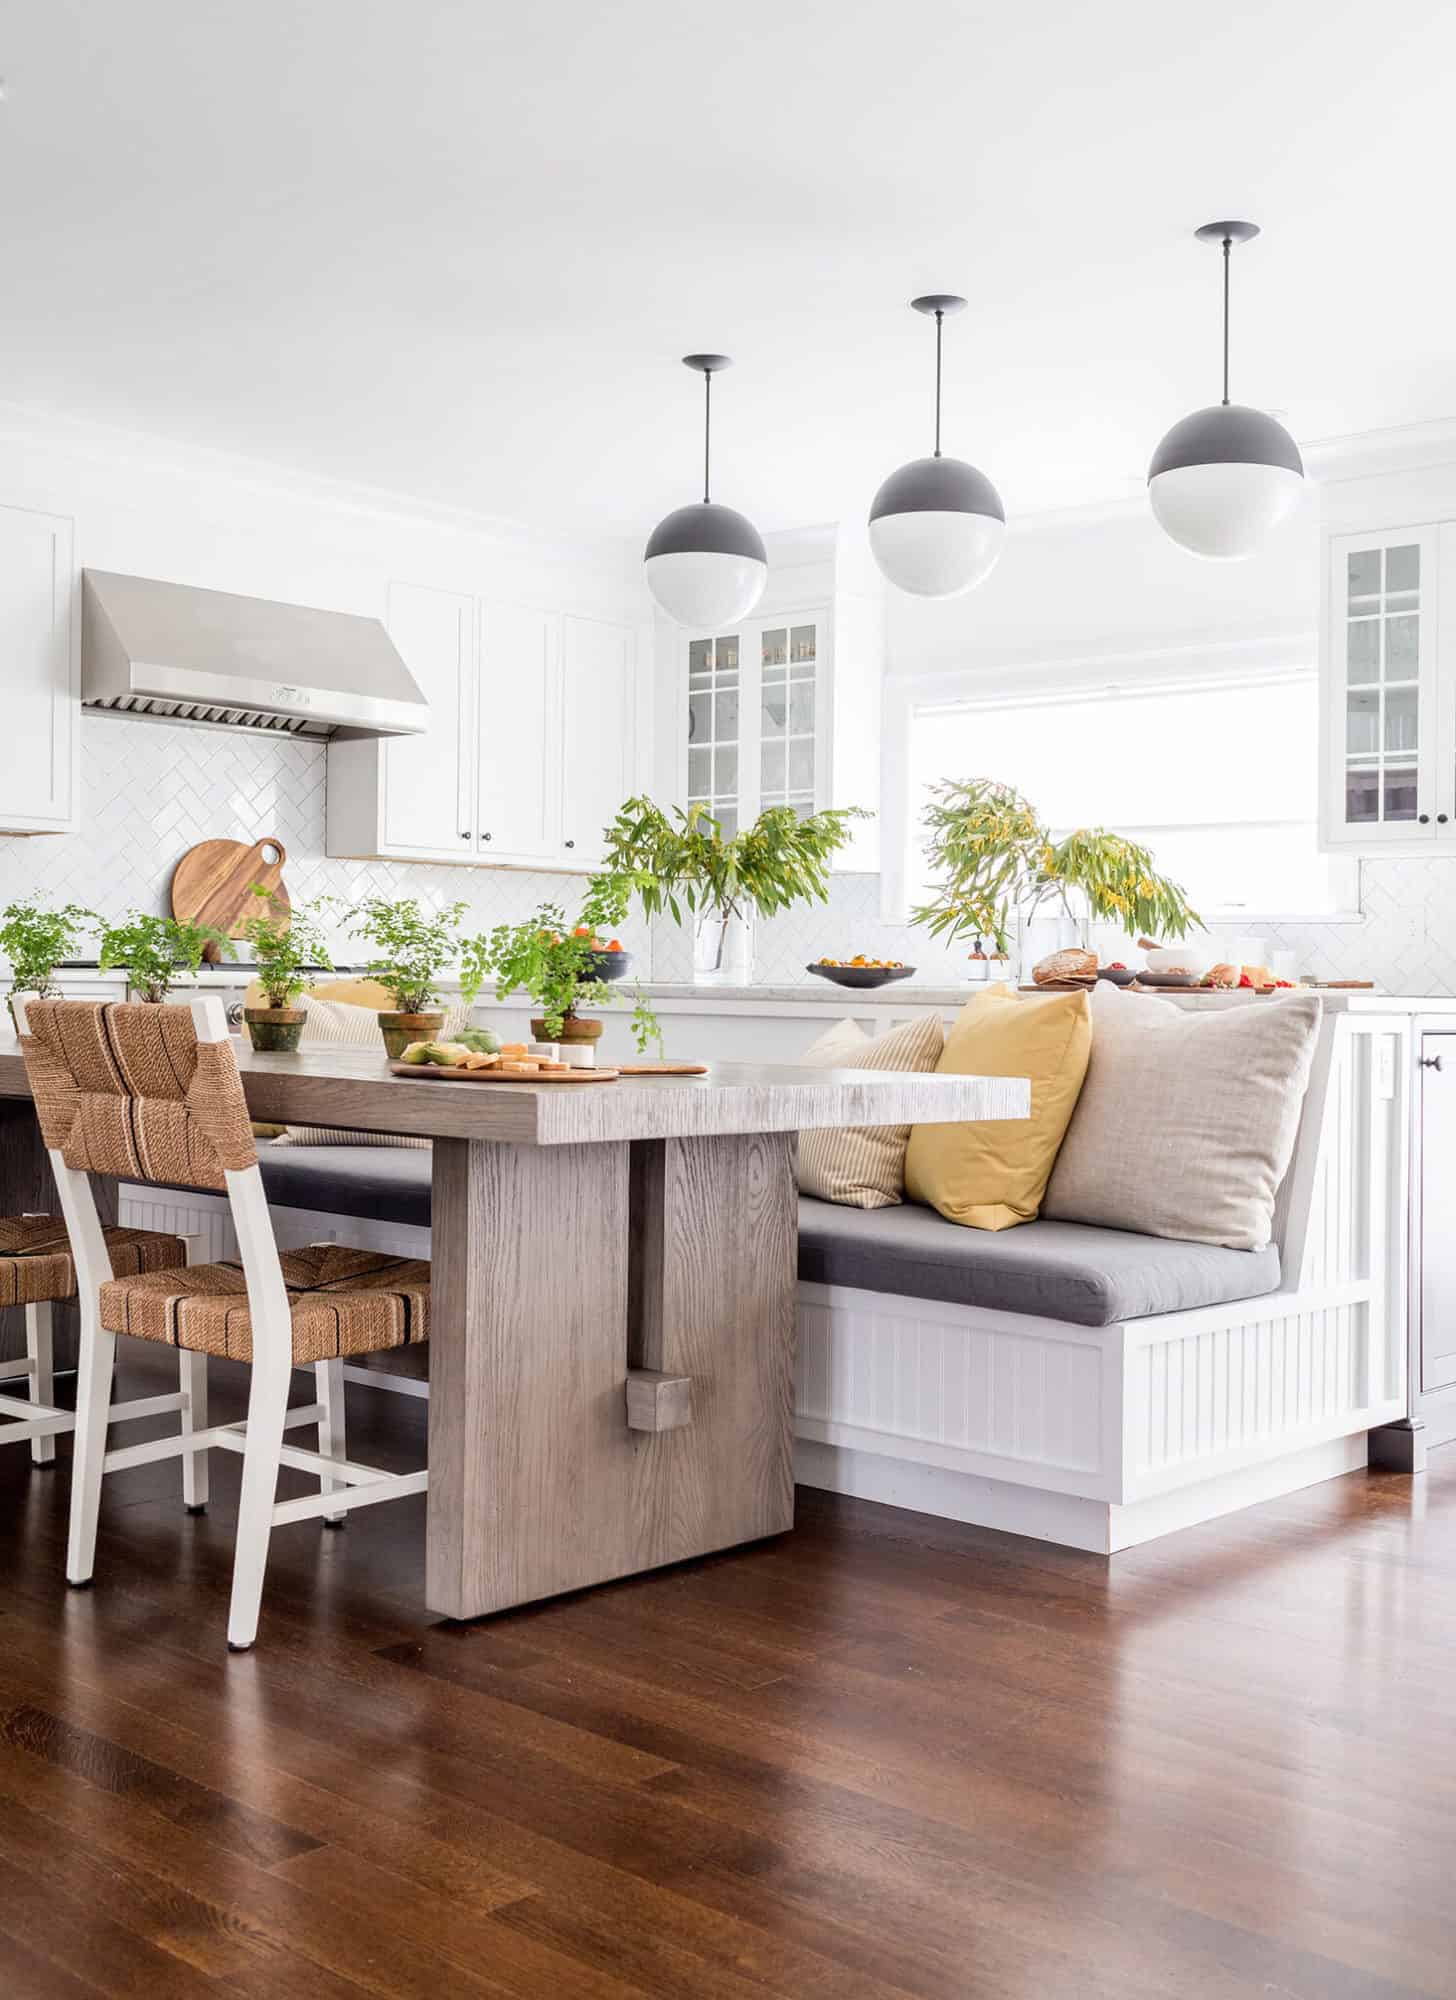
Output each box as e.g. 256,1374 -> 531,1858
15,995 -> 429,1652
0,1214 -> 206,1482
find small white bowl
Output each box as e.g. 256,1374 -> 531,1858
1144,946 -> 1205,977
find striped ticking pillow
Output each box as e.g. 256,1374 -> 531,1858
796,1013 -> 945,1209
271,993 -> 469,1151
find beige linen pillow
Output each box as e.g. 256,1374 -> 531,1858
1043,983 -> 1323,1250
904,985 -> 1091,1231
796,1013 -> 945,1209
269,991 -> 467,1150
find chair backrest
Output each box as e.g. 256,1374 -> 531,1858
16,998 -> 258,1193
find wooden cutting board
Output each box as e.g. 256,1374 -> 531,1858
388,1062 -> 620,1084
617,1061 -> 709,1075
171,837 -> 290,962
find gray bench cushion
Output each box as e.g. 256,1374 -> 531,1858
257,1145 -> 433,1229
245,1150 -> 1280,1329
797,1196 -> 1281,1327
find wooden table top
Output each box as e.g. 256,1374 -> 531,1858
0,1034 -> 1028,1147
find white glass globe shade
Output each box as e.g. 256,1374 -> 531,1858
868,509 -> 1006,598
644,549 -> 767,628
1148,460 -> 1304,560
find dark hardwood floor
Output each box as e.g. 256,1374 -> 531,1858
1,1346 -> 1453,1999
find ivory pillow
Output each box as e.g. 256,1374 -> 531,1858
796,1013 -> 945,1209
1043,984 -> 1322,1250
269,990 -> 467,1149
904,985 -> 1091,1232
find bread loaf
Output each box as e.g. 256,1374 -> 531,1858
1032,947 -> 1097,988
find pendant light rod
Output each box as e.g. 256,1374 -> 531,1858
1193,221 -> 1259,406
910,295 -> 966,459
682,354 -> 733,507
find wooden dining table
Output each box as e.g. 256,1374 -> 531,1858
0,1034 -> 1027,1619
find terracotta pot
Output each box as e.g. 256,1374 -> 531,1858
378,1010 -> 445,1060
530,1014 -> 604,1045
244,1005 -> 307,1053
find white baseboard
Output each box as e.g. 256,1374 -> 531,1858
795,1433 -> 1370,1554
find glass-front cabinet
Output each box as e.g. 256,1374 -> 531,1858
684,610 -> 829,831
1322,525 -> 1447,848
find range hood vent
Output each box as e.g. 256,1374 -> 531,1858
81,570 -> 429,739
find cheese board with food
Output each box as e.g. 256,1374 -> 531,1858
389,1038 -> 619,1081
389,1060 -> 620,1084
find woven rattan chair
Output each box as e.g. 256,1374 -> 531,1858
0,1214 -> 204,1475
15,996 -> 430,1651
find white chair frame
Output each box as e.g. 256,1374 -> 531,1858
15,995 -> 428,1651
0,1214 -> 208,1479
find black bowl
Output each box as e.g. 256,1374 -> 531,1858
1097,967 -> 1137,986
580,949 -> 633,984
807,962 -> 917,990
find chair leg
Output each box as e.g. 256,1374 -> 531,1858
26,1302 -> 56,1467
67,1315 -> 116,1586
226,1348 -> 291,1652
316,1358 -> 347,1528
180,1350 -> 209,1513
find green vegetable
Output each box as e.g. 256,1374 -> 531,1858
420,1044 -> 458,1067
399,1044 -> 433,1065
456,1027 -> 500,1054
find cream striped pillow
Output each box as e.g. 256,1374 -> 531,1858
271,993 -> 469,1150
796,1013 -> 945,1209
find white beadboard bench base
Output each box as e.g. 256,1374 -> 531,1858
113,1007 -> 1411,1557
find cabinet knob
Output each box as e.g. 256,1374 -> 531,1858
1440,814 -> 1450,825
565,838 -> 575,850
1419,813 -> 1431,824
459,831 -> 470,841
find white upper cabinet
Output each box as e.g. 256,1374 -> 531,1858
327,583 -> 637,871
560,614 -> 633,868
476,602 -> 560,861
681,611 -> 829,838
383,583 -> 476,858
0,504 -> 77,834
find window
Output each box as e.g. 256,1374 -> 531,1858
906,673 -> 1355,920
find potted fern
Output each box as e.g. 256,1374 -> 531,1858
347,896 -> 489,1058
596,797 -> 869,984
239,888 -> 335,1051
97,913 -> 233,1002
479,889 -> 661,1053
0,898 -> 95,1015
911,777 -> 1200,961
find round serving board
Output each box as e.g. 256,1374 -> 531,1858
617,1061 -> 708,1075
388,1061 -> 620,1084
171,836 -> 289,962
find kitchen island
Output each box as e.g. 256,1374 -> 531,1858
0,1036 -> 1026,1618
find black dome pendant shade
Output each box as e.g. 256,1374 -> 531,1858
643,355 -> 767,628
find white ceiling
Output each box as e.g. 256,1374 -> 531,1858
4,1 -> 1455,544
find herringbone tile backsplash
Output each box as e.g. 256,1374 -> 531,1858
0,712 -> 1444,991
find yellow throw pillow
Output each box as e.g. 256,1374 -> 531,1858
904,985 -> 1091,1231
797,1012 -> 945,1209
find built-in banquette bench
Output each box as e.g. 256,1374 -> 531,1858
119,1006 -> 1408,1554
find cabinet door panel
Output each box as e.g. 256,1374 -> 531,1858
1325,529 -> 1438,846
1421,1037 -> 1456,1394
382,583 -> 474,858
0,506 -> 74,832
477,602 -> 559,858
561,615 -> 633,866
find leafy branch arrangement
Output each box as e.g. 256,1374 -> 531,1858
240,888 -> 335,1009
595,797 -> 869,925
347,896 -> 488,1014
478,885 -> 662,1051
0,898 -> 95,999
912,777 -> 1200,954
97,913 -> 233,1003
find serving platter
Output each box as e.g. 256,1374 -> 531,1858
388,1062 -> 620,1084
807,963 -> 917,990
617,1061 -> 709,1075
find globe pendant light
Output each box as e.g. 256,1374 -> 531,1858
869,294 -> 1006,599
1148,222 -> 1304,560
644,354 -> 767,628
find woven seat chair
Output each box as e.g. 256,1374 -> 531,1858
0,1215 -> 204,1477
15,996 -> 430,1651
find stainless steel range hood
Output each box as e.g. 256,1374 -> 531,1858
81,570 -> 429,738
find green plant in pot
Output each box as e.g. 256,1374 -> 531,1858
911,777 -> 1200,958
478,887 -> 662,1053
97,912 -> 233,1002
347,896 -> 488,1058
0,898 -> 95,1016
238,887 -> 335,1052
595,797 -> 870,983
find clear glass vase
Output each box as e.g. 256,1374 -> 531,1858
693,907 -> 752,985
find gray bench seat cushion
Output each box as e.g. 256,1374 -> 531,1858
231,1151 -> 1279,1329
797,1196 -> 1281,1328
